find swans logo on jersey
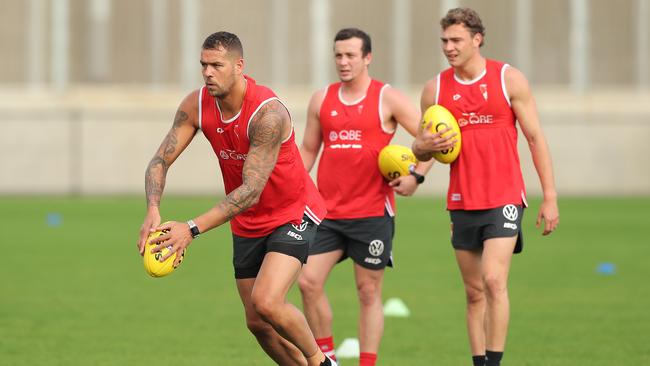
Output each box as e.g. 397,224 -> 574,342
330,110 -> 338,117
292,221 -> 308,232
357,105 -> 364,114
216,127 -> 224,133
457,112 -> 494,127
329,129 -> 362,142
453,94 -> 462,101
503,204 -> 518,221
368,240 -> 384,256
480,84 -> 488,101
219,149 -> 247,161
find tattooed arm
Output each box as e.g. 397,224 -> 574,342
137,91 -> 199,254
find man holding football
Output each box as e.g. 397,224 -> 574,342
297,28 -> 451,366
412,8 -> 560,366
137,31 -> 335,366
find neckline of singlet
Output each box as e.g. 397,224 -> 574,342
453,68 -> 487,85
215,79 -> 248,124
337,83 -> 370,106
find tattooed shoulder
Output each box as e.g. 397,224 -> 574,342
249,100 -> 290,147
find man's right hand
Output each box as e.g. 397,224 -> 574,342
412,123 -> 457,161
138,207 -> 161,256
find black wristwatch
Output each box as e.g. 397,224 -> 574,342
409,165 -> 425,184
187,219 -> 201,238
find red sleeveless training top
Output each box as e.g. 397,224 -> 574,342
317,79 -> 396,219
200,76 -> 326,237
436,59 -> 527,210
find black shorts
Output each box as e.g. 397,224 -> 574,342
232,215 -> 317,279
449,204 -> 524,254
310,211 -> 394,270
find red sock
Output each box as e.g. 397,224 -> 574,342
359,352 -> 377,366
316,336 -> 336,361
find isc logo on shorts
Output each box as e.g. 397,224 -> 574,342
286,231 -> 303,240
364,257 -> 382,265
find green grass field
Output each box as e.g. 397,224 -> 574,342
1,196 -> 649,365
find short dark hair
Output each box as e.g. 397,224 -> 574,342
202,31 -> 244,57
334,28 -> 372,56
440,8 -> 486,47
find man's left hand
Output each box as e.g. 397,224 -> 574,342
389,175 -> 418,196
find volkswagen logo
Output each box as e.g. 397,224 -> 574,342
368,240 -> 384,256
292,221 -> 308,232
502,204 -> 518,221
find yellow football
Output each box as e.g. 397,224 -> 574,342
378,145 -> 417,180
143,223 -> 185,278
421,105 -> 462,164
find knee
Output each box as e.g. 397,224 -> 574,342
357,280 -> 381,307
298,273 -> 324,299
251,294 -> 280,323
483,274 -> 508,299
464,283 -> 485,306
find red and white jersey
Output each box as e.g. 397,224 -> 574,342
436,59 -> 527,210
317,79 -> 396,219
199,76 -> 326,237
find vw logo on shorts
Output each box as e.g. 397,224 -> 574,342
503,204 -> 518,221
292,221 -> 308,232
368,240 -> 384,256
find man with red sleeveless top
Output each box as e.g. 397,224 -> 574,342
413,9 -> 560,366
137,32 -> 335,366
297,28 -> 443,366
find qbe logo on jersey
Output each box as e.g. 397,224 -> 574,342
502,204 -> 518,230
219,149 -> 247,161
329,130 -> 362,142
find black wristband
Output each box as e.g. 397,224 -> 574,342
187,219 -> 201,238
409,165 -> 425,184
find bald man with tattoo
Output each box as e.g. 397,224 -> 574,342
137,31 -> 335,366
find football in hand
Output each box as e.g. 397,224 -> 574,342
143,223 -> 185,278
421,105 -> 462,164
378,145 -> 417,180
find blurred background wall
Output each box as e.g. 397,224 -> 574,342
0,0 -> 649,196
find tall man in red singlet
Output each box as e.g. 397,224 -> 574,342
298,28 -> 443,366
413,9 -> 560,366
137,32 -> 336,366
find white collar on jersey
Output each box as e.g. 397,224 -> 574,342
338,85 -> 368,106
453,68 -> 487,85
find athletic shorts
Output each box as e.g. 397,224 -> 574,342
449,204 -> 524,254
232,215 -> 317,279
310,211 -> 394,270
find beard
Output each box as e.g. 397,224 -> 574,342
207,87 -> 226,98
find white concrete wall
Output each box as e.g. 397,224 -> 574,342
1,87 -> 649,196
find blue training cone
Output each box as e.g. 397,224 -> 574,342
46,212 -> 63,227
597,262 -> 616,275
